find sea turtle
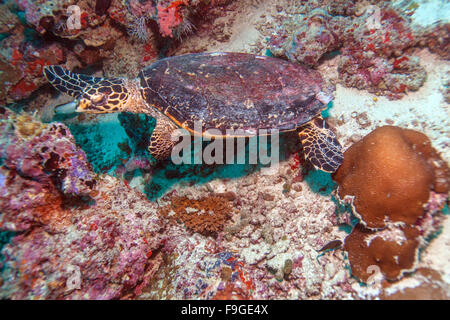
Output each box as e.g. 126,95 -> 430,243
43,52 -> 343,172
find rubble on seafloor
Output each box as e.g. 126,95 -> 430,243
0,0 -> 449,300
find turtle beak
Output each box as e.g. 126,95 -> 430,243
76,96 -> 110,113
54,99 -> 79,114
76,98 -> 90,112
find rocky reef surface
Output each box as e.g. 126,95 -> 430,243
0,0 -> 449,299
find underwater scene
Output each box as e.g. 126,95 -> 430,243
0,0 -> 449,301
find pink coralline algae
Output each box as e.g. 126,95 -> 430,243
283,8 -> 346,67
0,177 -> 165,299
0,108 -> 165,299
338,7 -> 426,99
0,108 -> 97,232
269,2 -> 433,99
128,0 -> 196,40
157,1 -> 188,38
0,0 -> 227,101
0,36 -> 65,102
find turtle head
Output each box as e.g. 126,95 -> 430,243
77,80 -> 130,113
44,66 -> 143,114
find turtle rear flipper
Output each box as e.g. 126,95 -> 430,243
43,65 -> 103,98
299,116 -> 343,173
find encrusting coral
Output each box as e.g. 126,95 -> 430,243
0,108 -> 165,299
333,126 -> 449,284
333,125 -> 449,229
0,107 -> 96,232
268,1 -> 445,99
381,268 -> 450,300
160,194 -> 234,237
344,223 -> 421,282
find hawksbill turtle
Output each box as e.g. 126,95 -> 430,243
44,52 -> 343,172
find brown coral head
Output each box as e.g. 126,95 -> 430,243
381,268 -> 450,300
333,126 -> 449,229
345,223 -> 420,283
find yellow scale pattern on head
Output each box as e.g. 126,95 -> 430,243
43,65 -> 130,114
78,81 -> 129,113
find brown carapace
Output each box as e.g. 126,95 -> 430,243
44,52 -> 343,172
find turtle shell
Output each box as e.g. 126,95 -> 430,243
139,52 -> 328,136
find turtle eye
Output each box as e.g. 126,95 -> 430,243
91,93 -> 104,103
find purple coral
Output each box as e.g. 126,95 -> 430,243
0,177 -> 165,299
0,109 -> 95,197
0,108 -> 165,299
0,108 -> 96,231
283,8 -> 344,67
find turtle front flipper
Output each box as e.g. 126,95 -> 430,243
299,116 -> 343,173
149,115 -> 179,160
43,65 -> 103,98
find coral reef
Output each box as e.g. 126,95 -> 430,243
281,8 -> 345,67
133,156 -> 354,300
1,113 -> 448,299
0,31 -> 65,102
333,126 -> 449,229
0,0 -> 449,301
0,0 -> 445,103
333,126 -> 449,283
0,176 -> 164,299
424,23 -> 449,60
0,107 -> 96,232
268,0 -> 447,99
0,0 -> 234,102
0,108 -> 164,299
345,223 -> 421,282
